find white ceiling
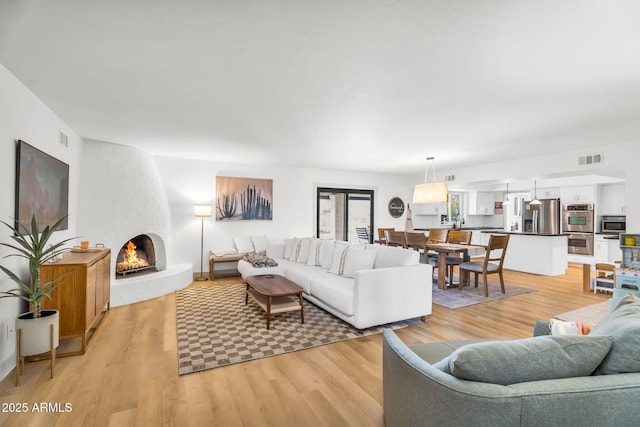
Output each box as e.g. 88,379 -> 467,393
1,1 -> 639,176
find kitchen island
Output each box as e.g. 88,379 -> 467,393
482,231 -> 568,276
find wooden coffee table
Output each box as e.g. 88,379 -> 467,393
245,274 -> 304,329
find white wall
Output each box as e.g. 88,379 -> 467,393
154,156 -> 416,270
0,63 -> 83,380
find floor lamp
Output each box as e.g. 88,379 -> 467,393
194,204 -> 212,281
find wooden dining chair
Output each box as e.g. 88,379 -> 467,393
424,228 -> 449,279
377,227 -> 395,244
427,228 -> 449,243
445,230 -> 472,283
459,234 -> 510,297
404,232 -> 427,262
384,230 -> 406,248
425,228 -> 449,266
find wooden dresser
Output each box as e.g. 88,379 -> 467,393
40,249 -> 111,356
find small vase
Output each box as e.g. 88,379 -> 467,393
15,309 -> 59,356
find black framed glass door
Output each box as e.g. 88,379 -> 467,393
316,187 -> 374,243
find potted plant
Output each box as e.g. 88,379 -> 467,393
0,215 -> 73,383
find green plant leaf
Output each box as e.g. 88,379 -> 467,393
0,214 -> 76,310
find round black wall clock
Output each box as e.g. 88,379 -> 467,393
388,197 -> 405,218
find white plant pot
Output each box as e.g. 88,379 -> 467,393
15,310 -> 59,356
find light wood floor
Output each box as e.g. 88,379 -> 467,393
0,267 -> 608,427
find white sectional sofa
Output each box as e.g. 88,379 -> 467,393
238,238 -> 433,330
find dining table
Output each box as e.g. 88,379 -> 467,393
425,242 -> 486,290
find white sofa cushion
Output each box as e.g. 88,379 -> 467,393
367,245 -> 419,268
251,235 -> 269,253
284,239 -> 294,259
342,247 -> 377,278
319,240 -> 336,269
267,243 -> 285,259
284,262 -> 327,294
288,238 -> 301,261
329,242 -> 350,275
237,259 -> 284,278
307,238 -> 321,266
297,237 -> 312,264
234,236 -> 254,253
310,275 -> 355,316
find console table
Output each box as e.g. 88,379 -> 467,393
40,249 -> 111,356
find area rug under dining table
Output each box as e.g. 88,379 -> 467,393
176,283 -> 410,375
432,281 -> 536,309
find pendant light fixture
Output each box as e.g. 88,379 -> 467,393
502,182 -> 511,206
530,180 -> 542,205
412,156 -> 448,204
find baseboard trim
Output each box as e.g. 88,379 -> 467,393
0,351 -> 15,383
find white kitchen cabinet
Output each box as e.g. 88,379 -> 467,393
608,238 -> 622,263
595,235 -> 623,263
536,187 -> 561,199
560,185 -> 595,204
600,183 -> 626,215
503,234 -> 568,275
594,235 -> 609,263
467,191 -> 494,215
412,202 -> 447,215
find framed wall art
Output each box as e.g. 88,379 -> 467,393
216,176 -> 273,221
15,140 -> 69,231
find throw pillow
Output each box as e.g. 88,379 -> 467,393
283,239 -> 294,259
329,243 -> 350,275
243,253 -> 278,268
233,236 -> 254,253
251,235 -> 269,253
319,240 -> 336,269
590,294 -> 640,374
549,319 -> 594,336
342,247 -> 377,278
550,319 -> 579,335
297,238 -> 312,264
307,239 -> 321,266
433,335 -> 613,385
288,238 -> 301,261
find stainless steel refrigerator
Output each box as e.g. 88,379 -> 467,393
521,198 -> 561,235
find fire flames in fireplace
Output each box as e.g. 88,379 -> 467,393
115,235 -> 157,278
116,241 -> 149,273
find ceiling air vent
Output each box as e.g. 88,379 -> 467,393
444,174 -> 456,182
578,153 -> 603,167
59,131 -> 69,147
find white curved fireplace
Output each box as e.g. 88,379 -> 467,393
77,140 -> 191,306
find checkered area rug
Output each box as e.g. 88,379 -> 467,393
176,283 -> 409,375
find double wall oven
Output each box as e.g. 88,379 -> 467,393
563,203 -> 594,255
